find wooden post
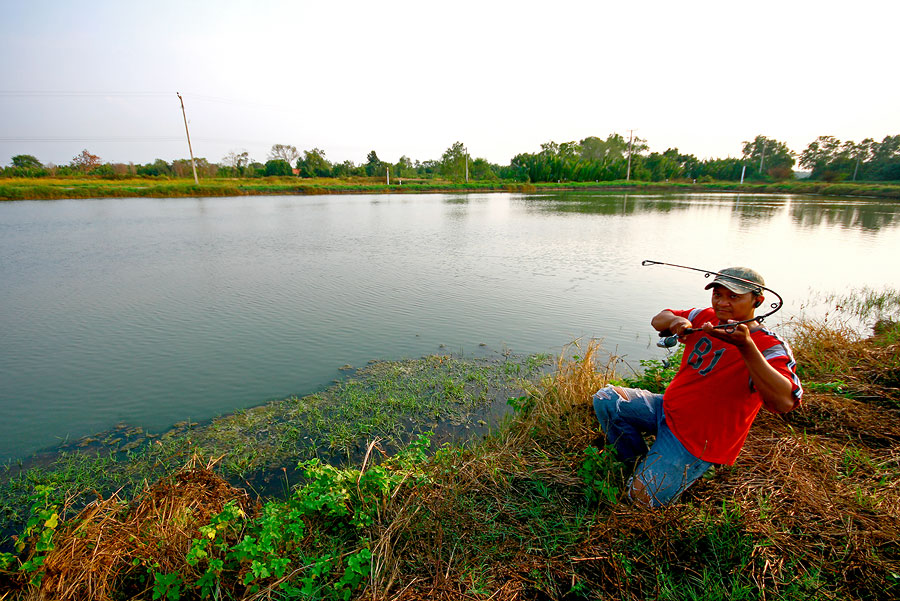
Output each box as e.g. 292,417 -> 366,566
177,93 -> 199,184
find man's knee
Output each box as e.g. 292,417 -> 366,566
629,477 -> 655,507
592,385 -> 623,426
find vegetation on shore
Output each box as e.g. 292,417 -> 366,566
4,131 -> 899,201
2,175 -> 900,201
6,132 -> 900,186
2,294 -> 899,600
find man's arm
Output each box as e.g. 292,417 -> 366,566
651,310 -> 692,336
702,322 -> 797,413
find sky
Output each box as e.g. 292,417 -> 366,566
1,0 -> 898,168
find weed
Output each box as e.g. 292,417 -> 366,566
579,446 -> 624,505
617,347 -> 682,393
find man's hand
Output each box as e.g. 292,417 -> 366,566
701,320 -> 754,347
669,316 -> 693,338
702,320 -> 797,413
651,310 -> 693,339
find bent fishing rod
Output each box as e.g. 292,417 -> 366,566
642,260 -> 784,348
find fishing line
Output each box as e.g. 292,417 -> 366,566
642,259 -> 784,348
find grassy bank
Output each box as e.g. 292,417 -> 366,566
0,352 -> 549,535
2,308 -> 899,599
2,176 -> 900,201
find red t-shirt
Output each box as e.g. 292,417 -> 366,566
662,308 -> 803,465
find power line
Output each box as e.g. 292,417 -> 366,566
0,136 -> 183,142
0,91 -> 169,98
0,90 -> 295,112
0,136 -> 278,145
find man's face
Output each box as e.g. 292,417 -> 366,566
710,285 -> 762,322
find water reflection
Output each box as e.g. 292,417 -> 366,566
520,191 -> 900,232
789,200 -> 900,231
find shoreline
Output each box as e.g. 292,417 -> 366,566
2,177 -> 900,201
0,351 -> 551,539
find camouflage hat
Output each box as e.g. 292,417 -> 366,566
704,267 -> 765,295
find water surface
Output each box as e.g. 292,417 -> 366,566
2,191 -> 899,460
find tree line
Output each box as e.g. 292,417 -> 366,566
4,133 -> 899,183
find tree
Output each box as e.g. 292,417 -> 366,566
332,160 -> 360,178
394,155 -> 415,178
579,134 -> 629,162
70,149 -> 102,173
11,154 -> 42,169
297,148 -> 332,178
137,159 -> 173,177
469,157 -> 498,180
440,141 -> 468,181
799,135 -> 842,174
172,157 -> 215,178
742,135 -> 795,175
264,159 -> 293,176
364,150 -> 384,177
222,150 -> 250,176
268,144 -> 300,166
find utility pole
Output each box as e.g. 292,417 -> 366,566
177,93 -> 199,184
626,129 -> 634,181
386,166 -> 390,185
465,146 -> 469,183
758,139 -> 767,174
853,152 -> 861,181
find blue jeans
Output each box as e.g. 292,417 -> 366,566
592,385 -> 713,507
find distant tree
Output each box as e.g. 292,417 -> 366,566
297,148 -> 332,178
70,149 -> 102,173
364,150 -> 385,177
469,157 -> 498,180
222,150 -> 251,176
11,154 -> 42,169
641,149 -> 689,181
268,144 -> 300,166
264,159 -> 293,176
440,141 -> 468,180
248,161 -> 265,177
697,157 -> 745,181
799,135 -> 842,174
172,157 -> 215,178
394,155 -> 415,178
742,135 -> 795,175
579,134 -> 629,162
137,158 -> 174,177
868,135 -> 900,180
332,160 -> 360,178
109,163 -> 132,177
416,159 -> 440,177
799,136 -> 881,181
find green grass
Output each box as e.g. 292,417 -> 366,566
3,312 -> 900,600
0,353 -> 549,546
3,176 -> 900,200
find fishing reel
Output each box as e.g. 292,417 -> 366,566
657,332 -> 679,348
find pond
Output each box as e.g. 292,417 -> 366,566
2,190 -> 899,461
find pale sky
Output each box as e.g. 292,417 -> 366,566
2,0 -> 898,168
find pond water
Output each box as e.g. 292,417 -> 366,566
2,191 -> 900,461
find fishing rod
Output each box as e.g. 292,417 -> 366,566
642,260 -> 784,348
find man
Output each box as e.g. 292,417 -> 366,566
592,267 -> 802,506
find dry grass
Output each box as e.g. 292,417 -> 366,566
20,458 -> 254,601
789,316 -> 900,404
5,332 -> 900,600
371,337 -> 900,600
